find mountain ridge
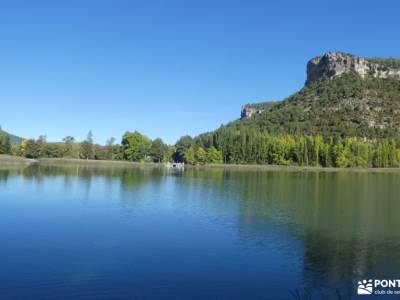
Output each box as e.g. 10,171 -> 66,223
233,52 -> 400,140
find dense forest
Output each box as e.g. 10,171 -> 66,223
1,128 -> 399,168
184,129 -> 399,167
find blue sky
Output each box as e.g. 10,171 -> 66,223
1,0 -> 399,144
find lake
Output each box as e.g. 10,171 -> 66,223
0,164 -> 399,299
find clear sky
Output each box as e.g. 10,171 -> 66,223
1,0 -> 399,144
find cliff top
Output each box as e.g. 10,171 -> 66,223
306,52 -> 400,85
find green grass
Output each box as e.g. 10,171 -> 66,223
37,158 -> 163,168
0,155 -> 36,166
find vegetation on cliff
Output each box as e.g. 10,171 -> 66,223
367,57 -> 400,70
235,73 -> 400,140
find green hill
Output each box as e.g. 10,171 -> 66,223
203,52 -> 400,141
0,128 -> 23,145
179,52 -> 400,167
235,72 -> 400,140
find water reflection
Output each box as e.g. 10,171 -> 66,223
0,164 -> 399,299
227,170 -> 400,297
180,169 -> 400,297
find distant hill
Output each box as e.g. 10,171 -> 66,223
0,128 -> 23,144
213,52 -> 400,141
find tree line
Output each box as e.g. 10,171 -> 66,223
0,131 -> 11,155
0,131 -> 172,163
1,128 -> 400,168
188,126 -> 400,168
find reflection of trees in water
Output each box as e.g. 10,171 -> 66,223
225,170 -> 400,297
300,172 -> 400,296
180,168 -> 228,189
177,168 -> 242,221
2,165 -> 400,297
227,171 -> 312,247
0,169 -> 10,184
0,165 -> 41,183
229,170 -> 400,240
117,167 -> 167,211
34,164 -> 169,210
1,165 -> 168,208
180,168 -> 230,196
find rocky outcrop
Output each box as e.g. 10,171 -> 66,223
306,52 -> 400,85
241,106 -> 265,119
237,52 -> 400,136
240,101 -> 279,119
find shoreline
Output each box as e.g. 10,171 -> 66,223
1,156 -> 400,172
37,158 -> 163,168
0,155 -> 38,167
190,163 -> 400,173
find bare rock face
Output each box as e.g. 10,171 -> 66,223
306,52 -> 400,85
241,106 -> 265,119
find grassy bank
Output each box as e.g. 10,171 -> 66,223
40,158 -> 400,173
2,156 -> 400,173
188,163 -> 400,173
37,158 -> 163,168
0,155 -> 37,166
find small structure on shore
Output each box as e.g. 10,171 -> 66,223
166,162 -> 185,170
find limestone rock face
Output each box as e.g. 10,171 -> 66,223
241,106 -> 265,119
306,52 -> 400,85
237,52 -> 400,136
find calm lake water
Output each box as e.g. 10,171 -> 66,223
0,165 -> 399,299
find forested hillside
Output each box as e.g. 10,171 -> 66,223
233,72 -> 400,140
0,128 -> 22,145
0,128 -> 23,154
178,53 -> 400,167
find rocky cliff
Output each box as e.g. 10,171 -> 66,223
306,52 -> 400,85
241,106 -> 264,119
240,101 -> 280,119
231,52 -> 400,140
